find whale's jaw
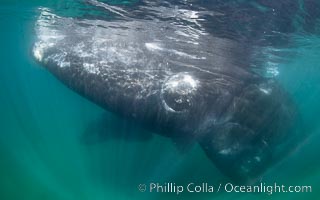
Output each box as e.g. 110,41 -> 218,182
199,81 -> 303,183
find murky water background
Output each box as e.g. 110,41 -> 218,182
1,1 -> 320,199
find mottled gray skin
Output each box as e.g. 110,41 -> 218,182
33,2 -> 304,183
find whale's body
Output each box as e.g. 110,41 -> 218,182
33,1 -> 306,182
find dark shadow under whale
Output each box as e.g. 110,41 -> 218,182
32,0 -> 314,183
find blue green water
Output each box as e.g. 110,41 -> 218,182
1,1 -> 320,199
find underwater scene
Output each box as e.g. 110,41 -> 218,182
1,0 -> 320,199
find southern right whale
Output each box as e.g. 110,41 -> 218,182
32,0 -> 310,183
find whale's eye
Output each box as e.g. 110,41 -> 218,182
161,73 -> 199,112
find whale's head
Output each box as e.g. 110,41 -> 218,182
197,80 -> 304,183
